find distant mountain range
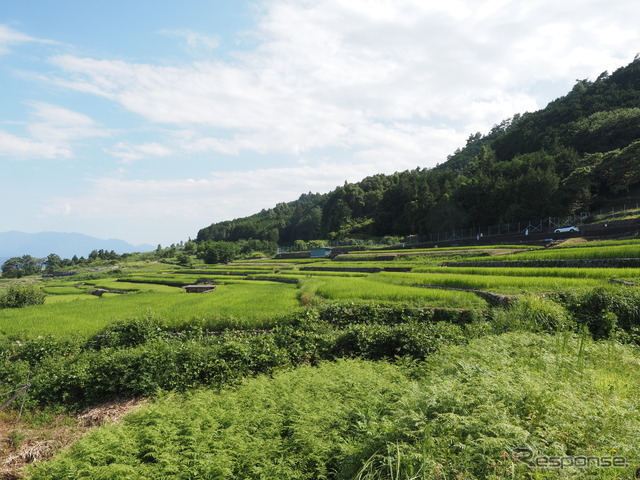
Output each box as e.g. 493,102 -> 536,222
0,231 -> 154,264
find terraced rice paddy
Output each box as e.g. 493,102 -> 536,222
2,241 -> 639,339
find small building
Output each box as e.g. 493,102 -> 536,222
183,285 -> 216,293
310,248 -> 332,258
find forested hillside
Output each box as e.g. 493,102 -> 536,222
197,58 -> 640,245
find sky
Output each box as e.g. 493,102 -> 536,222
1,0 -> 639,247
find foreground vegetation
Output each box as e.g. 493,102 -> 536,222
2,239 -> 640,480
29,332 -> 640,479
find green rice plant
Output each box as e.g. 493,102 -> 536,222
286,270 -> 369,277
131,274 -> 253,285
91,280 -> 177,293
412,266 -> 640,282
334,253 -> 496,266
467,244 -> 640,261
310,276 -> 487,308
245,274 -> 300,283
119,274 -> 202,286
181,268 -> 276,275
232,258 -> 315,264
0,283 -> 301,338
377,271 -> 603,294
41,286 -> 90,295
121,272 -> 289,286
553,238 -> 640,248
44,294 -> 99,304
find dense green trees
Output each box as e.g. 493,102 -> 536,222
197,241 -> 240,264
1,255 -> 42,278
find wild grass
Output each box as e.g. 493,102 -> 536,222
30,333 -> 640,480
590,206 -> 640,222
5,240 -> 640,478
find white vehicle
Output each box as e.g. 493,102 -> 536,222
554,226 -> 579,233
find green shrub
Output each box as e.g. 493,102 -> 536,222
556,286 -> 640,339
316,303 -> 483,326
1,313 -> 472,409
490,294 -> 574,334
12,335 -> 83,366
330,321 -> 466,360
0,284 -> 46,309
90,314 -> 168,349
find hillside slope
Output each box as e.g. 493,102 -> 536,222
197,58 -> 640,244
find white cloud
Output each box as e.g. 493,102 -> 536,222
160,29 -> 220,52
109,141 -> 173,163
40,158 -> 399,242
0,25 -> 38,55
0,130 -> 71,159
43,162 -> 363,219
27,102 -> 109,143
0,102 -> 109,160
46,0 -> 640,171
0,24 -> 58,55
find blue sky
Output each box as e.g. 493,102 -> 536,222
1,0 -> 639,246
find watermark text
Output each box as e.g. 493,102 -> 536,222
512,446 -> 629,469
